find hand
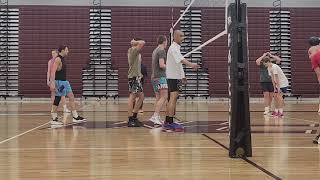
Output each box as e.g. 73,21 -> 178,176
47,79 -> 50,86
181,78 -> 187,84
274,86 -> 280,93
49,82 -> 55,92
191,63 -> 200,70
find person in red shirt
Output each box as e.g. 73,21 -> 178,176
308,36 -> 320,144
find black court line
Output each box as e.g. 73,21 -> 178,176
202,134 -> 282,180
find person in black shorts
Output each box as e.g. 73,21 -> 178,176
255,52 -> 281,115
127,38 -> 145,127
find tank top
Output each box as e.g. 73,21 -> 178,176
55,55 -> 67,81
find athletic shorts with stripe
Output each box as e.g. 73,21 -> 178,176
151,77 -> 168,93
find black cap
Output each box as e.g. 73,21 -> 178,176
309,36 -> 320,46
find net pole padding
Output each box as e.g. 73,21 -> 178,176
172,0 -> 196,29
183,29 -> 227,58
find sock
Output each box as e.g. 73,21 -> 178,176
51,112 -> 57,120
279,108 -> 283,113
72,110 -> 78,118
264,107 -> 269,112
63,105 -> 68,110
153,112 -> 159,117
132,113 -> 137,118
274,109 -> 279,113
165,116 -> 174,124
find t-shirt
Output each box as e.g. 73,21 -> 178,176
268,64 -> 289,88
151,46 -> 166,79
128,47 -> 142,78
259,65 -> 272,83
311,50 -> 320,70
166,42 -> 185,79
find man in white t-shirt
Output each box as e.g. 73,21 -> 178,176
262,57 -> 288,117
164,30 -> 199,132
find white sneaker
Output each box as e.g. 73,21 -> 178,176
263,110 -> 269,115
149,115 -> 163,126
73,116 -> 87,123
51,118 -> 64,125
64,108 -> 71,113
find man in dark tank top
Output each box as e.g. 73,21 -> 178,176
49,45 -> 87,125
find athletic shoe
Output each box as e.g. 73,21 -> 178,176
128,117 -> 144,127
278,113 -> 284,117
312,134 -> 320,144
263,110 -> 269,115
51,117 -> 63,125
73,116 -> 87,123
163,122 -> 184,132
64,108 -> 71,113
149,115 -> 163,126
271,111 -> 279,117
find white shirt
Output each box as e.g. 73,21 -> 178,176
268,64 -> 289,88
166,42 -> 185,79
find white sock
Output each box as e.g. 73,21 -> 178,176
72,110 -> 78,118
264,107 -> 269,112
279,108 -> 283,113
51,112 -> 57,120
63,105 -> 68,110
274,109 -> 279,113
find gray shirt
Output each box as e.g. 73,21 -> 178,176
128,47 -> 142,78
260,65 -> 272,82
151,46 -> 166,79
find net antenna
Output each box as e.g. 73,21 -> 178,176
170,0 -> 197,43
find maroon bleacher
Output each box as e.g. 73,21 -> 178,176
19,6 -> 90,97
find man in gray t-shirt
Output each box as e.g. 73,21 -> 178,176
151,47 -> 166,79
149,35 -> 169,126
256,52 -> 281,115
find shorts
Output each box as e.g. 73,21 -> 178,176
55,80 -> 72,97
167,79 -> 182,93
151,77 -> 168,93
280,87 -> 288,93
128,77 -> 143,93
260,82 -> 274,92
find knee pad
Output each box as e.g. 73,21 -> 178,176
53,96 -> 61,106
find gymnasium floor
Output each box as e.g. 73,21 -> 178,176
0,100 -> 319,180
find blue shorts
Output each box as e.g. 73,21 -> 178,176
55,80 -> 72,97
152,77 -> 168,93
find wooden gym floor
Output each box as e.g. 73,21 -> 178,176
0,100 -> 319,180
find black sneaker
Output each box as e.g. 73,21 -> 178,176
313,134 -> 320,144
73,116 -> 87,123
51,117 -> 63,125
128,117 -> 144,127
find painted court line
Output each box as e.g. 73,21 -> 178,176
202,134 -> 282,180
0,121 -> 51,145
0,113 -> 48,116
286,116 -> 319,124
0,146 -> 318,152
111,121 -> 127,125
